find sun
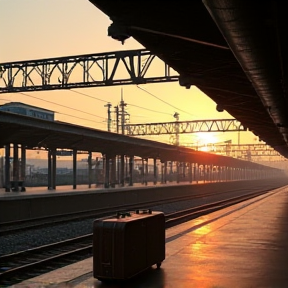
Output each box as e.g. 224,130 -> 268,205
196,133 -> 217,145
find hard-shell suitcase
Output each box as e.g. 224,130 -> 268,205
93,209 -> 165,281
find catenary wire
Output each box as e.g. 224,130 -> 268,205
136,85 -> 195,117
1,96 -> 106,126
70,89 -> 172,116
18,92 -> 107,121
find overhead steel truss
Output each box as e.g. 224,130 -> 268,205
188,143 -> 285,159
125,119 -> 246,136
0,49 -> 179,93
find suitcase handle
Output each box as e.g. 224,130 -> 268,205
135,209 -> 152,214
116,211 -> 131,218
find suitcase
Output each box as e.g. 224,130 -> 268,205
93,209 -> 165,281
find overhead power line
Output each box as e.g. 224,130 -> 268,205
19,92 -> 107,121
71,88 -> 172,116
70,89 -> 107,103
136,85 -> 195,117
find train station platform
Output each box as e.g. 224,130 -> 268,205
0,182 -> 183,197
13,184 -> 288,288
2,178 -> 288,224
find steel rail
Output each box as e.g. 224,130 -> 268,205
0,187 -> 279,286
165,189 -> 272,228
0,184 -> 250,235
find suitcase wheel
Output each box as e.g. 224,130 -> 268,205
156,262 -> 162,269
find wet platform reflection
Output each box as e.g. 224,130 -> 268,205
15,186 -> 288,288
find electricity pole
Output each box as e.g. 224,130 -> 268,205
173,112 -> 180,146
114,105 -> 119,133
119,88 -> 129,135
104,102 -> 112,132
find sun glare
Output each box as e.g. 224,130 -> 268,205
196,133 -> 217,145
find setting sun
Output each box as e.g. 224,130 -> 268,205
195,133 -> 218,145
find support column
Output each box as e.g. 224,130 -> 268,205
48,149 -> 52,190
211,165 -> 214,182
95,157 -> 99,187
5,145 -> 10,192
20,145 -> 26,191
176,161 -> 180,183
128,156 -> 133,186
120,154 -> 125,186
160,161 -> 164,184
198,164 -> 201,183
104,154 -> 110,188
12,144 -> 19,192
145,158 -> 148,185
52,149 -> 57,189
189,162 -> 192,183
72,149 -> 77,189
111,155 -> 116,188
141,158 -> 145,184
183,162 -> 186,180
169,161 -> 173,182
153,158 -> 157,185
193,163 -> 197,184
125,156 -> 128,184
88,152 -> 92,188
116,155 -> 120,185
164,161 -> 167,184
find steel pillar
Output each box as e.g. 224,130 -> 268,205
128,156 -> 133,186
88,152 -> 92,188
189,162 -> 192,183
141,158 -> 145,184
161,162 -> 164,184
5,145 -> 10,192
12,144 -> 19,192
52,149 -> 57,189
153,158 -> 157,185
104,155 -> 110,188
20,145 -> 26,191
111,156 -> 116,188
48,149 -> 52,189
120,154 -> 125,186
145,158 -> 148,185
73,149 -> 77,189
164,161 -> 167,184
176,162 -> 180,183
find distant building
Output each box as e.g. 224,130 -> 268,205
0,102 -> 54,121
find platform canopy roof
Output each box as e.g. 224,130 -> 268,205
0,111 -> 276,170
88,0 -> 288,158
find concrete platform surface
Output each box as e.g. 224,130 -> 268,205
11,185 -> 288,288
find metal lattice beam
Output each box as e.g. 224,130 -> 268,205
125,119 -> 246,136
0,49 -> 178,93
188,143 -> 285,160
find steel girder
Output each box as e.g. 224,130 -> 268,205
0,49 -> 178,93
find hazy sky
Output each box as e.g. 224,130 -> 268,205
0,0 -> 258,147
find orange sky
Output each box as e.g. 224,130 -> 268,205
0,0 -> 260,150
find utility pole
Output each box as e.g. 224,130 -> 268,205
173,112 -> 180,146
104,102 -> 112,132
119,88 -> 129,135
114,105 -> 119,133
118,88 -> 129,187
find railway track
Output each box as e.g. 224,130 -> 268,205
0,188 -> 277,287
0,186 -> 254,235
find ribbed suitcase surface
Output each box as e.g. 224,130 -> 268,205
93,209 -> 165,281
